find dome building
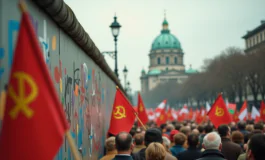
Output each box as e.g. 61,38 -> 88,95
140,17 -> 197,94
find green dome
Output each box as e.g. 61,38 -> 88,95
148,69 -> 161,75
151,19 -> 182,50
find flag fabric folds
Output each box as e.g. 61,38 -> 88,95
0,12 -> 69,160
156,109 -> 167,126
207,94 -> 232,128
108,88 -> 136,135
238,101 -> 248,121
260,101 -> 265,121
137,93 -> 148,126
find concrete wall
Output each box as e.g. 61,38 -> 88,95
0,0 -> 120,159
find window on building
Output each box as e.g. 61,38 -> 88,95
174,57 -> 178,64
157,57 -> 161,64
260,33 -> 263,41
257,35 -> 259,43
166,57 -> 170,64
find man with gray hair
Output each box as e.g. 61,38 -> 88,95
196,132 -> 225,160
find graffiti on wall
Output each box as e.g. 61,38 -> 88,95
1,13 -> 112,160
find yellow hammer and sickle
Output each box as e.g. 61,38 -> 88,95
8,72 -> 38,119
113,106 -> 126,119
263,109 -> 265,115
160,115 -> 164,120
215,106 -> 224,117
139,104 -> 143,112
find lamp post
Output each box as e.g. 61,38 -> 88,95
127,81 -> 131,101
110,14 -> 121,78
123,66 -> 128,91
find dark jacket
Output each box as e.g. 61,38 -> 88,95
221,137 -> 242,160
112,155 -> 133,160
132,148 -> 177,160
170,145 -> 186,157
177,147 -> 202,160
196,149 -> 226,160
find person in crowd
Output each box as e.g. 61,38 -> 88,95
162,136 -> 171,153
192,128 -> 200,135
231,131 -> 244,150
177,133 -> 202,160
112,132 -> 134,160
165,124 -> 175,136
145,142 -> 167,160
133,133 -> 146,153
246,133 -> 265,160
218,124 -> 242,160
169,130 -> 179,147
253,123 -> 264,132
237,121 -> 249,136
174,123 -> 182,131
100,137 -> 117,160
246,124 -> 254,132
197,132 -> 226,160
133,128 -> 177,160
170,132 -> 187,157
160,124 -> 167,133
180,126 -> 191,136
199,124 -> 213,149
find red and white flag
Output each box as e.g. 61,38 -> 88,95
251,106 -> 260,120
238,101 -> 247,121
147,108 -> 156,121
155,100 -> 167,117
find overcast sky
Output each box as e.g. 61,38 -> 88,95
65,0 -> 265,91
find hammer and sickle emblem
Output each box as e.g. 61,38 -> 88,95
262,109 -> 265,115
160,115 -> 164,120
8,72 -> 38,119
139,104 -> 144,112
215,106 -> 224,117
113,106 -> 126,119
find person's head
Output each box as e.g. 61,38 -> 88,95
180,126 -> 191,136
218,124 -> 231,138
145,128 -> 163,147
105,137 -> 116,152
188,133 -> 199,148
162,136 -> 171,151
204,124 -> 213,134
231,131 -> 244,144
134,133 -> 144,146
175,123 -> 182,130
202,132 -> 222,151
247,134 -> 265,160
174,133 -> 187,146
237,121 -> 246,130
129,128 -> 136,137
246,124 -> 254,132
145,142 -> 166,160
197,125 -> 204,134
115,132 -> 133,153
191,129 -> 200,135
254,123 -> 264,132
166,124 -> 175,132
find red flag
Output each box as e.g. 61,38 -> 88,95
137,93 -> 148,126
188,108 -> 193,120
233,110 -> 240,123
207,95 -> 232,128
0,11 -> 69,160
108,88 -> 136,135
156,109 -> 167,126
260,101 -> 265,121
167,107 -> 174,121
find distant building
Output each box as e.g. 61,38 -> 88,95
242,20 -> 265,53
140,17 -> 197,94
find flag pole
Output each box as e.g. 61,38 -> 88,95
66,131 -> 82,160
116,86 -> 147,130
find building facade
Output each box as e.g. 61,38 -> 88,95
140,18 -> 197,94
243,20 -> 265,53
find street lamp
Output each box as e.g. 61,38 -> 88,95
123,66 -> 128,91
110,14 -> 121,78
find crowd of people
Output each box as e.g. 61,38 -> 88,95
100,120 -> 265,160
